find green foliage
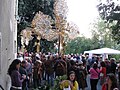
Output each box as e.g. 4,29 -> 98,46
18,0 -> 55,31
65,37 -> 94,54
64,18 -> 120,55
40,39 -> 57,53
90,18 -> 120,59
91,18 -> 115,48
18,0 -> 55,52
26,38 -> 56,53
97,0 -> 120,43
52,75 -> 67,90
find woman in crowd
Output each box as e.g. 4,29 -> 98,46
100,61 -> 106,85
89,62 -> 100,90
8,59 -> 26,90
102,73 -> 118,90
60,71 -> 78,90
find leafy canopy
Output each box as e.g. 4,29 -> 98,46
97,0 -> 120,43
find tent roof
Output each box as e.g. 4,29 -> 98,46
84,48 -> 120,54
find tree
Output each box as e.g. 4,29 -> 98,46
91,18 -> 113,48
53,0 -> 68,54
18,0 -> 80,53
18,0 -> 55,31
97,0 -> 120,43
66,22 -> 80,40
91,19 -> 120,59
31,11 -> 58,41
30,11 -> 58,53
18,0 -> 55,51
65,37 -> 93,54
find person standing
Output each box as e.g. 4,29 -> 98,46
89,62 -> 100,90
110,58 -> 117,74
19,60 -> 28,90
102,73 -> 118,90
77,61 -> 87,90
100,61 -> 106,86
44,55 -> 55,86
117,59 -> 120,85
60,71 -> 78,90
8,59 -> 26,90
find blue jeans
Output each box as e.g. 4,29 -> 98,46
46,73 -> 54,86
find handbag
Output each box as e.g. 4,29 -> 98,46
100,73 -> 104,77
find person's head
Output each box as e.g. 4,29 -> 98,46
106,73 -> 118,89
110,58 -> 116,63
8,59 -> 21,75
100,61 -> 106,67
70,60 -> 76,66
21,60 -> 27,68
92,62 -> 98,69
68,71 -> 76,82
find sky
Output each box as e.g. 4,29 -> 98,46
66,0 -> 99,38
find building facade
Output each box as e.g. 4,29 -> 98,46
0,0 -> 17,89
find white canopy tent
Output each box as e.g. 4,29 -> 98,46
84,48 -> 120,54
84,48 -> 120,60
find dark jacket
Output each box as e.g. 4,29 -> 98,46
11,70 -> 23,87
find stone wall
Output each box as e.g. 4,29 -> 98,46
0,0 -> 17,89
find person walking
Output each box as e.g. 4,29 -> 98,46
102,73 -> 118,90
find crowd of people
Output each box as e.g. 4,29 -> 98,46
8,51 -> 120,90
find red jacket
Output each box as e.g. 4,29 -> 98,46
100,67 -> 106,78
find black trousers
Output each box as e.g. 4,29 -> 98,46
90,79 -> 98,90
118,72 -> 120,84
